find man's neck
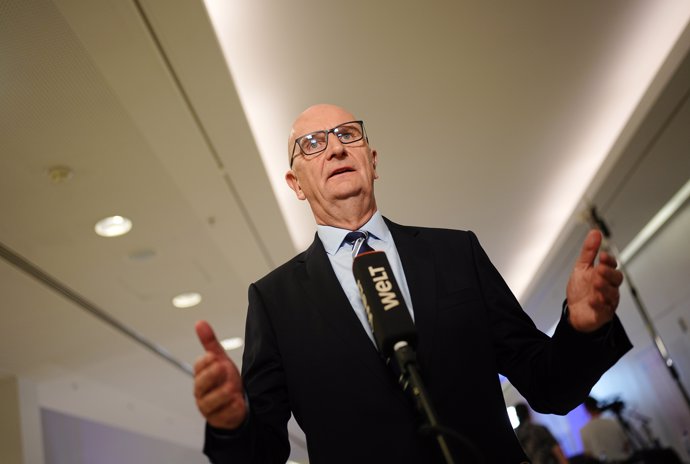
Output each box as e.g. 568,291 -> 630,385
314,198 -> 378,231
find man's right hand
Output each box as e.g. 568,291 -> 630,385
194,320 -> 247,430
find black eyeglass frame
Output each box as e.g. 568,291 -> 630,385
289,120 -> 368,168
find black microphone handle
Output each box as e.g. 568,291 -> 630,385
394,341 -> 455,464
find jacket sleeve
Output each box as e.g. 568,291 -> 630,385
468,230 -> 632,414
203,283 -> 291,463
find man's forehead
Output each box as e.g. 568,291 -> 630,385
291,104 -> 357,136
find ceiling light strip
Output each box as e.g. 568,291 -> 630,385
0,241 -> 193,377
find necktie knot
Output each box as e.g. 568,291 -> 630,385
344,231 -> 374,256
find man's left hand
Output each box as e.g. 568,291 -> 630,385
566,229 -> 624,333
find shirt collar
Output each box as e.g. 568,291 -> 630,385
317,211 -> 389,255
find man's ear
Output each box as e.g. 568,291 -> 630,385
285,169 -> 306,200
371,149 -> 379,180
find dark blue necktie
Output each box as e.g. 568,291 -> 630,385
344,231 -> 374,257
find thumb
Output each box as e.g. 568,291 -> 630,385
195,320 -> 226,357
576,229 -> 602,268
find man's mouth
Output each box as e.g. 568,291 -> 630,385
328,167 -> 355,178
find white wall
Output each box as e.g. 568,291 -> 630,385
42,408 -> 207,464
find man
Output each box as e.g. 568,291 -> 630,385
194,104 -> 631,463
514,402 -> 569,464
580,396 -> 632,462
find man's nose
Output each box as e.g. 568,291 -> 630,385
325,133 -> 346,159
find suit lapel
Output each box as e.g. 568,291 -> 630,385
386,219 -> 438,371
298,235 -> 394,384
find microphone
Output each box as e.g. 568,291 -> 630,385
352,250 -> 416,358
352,250 -> 461,463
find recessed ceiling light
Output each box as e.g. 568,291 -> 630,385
94,215 -> 132,237
172,292 -> 202,308
221,337 -> 244,351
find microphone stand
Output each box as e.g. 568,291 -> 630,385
586,207 -> 690,414
394,341 -> 456,464
609,405 -> 647,451
627,409 -> 661,449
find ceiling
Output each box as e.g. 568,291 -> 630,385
1,0 -> 689,461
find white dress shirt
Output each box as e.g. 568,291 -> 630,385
317,211 -> 414,344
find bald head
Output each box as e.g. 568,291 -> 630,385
287,104 -> 358,165
283,103 -> 378,229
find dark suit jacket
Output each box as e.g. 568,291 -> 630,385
204,219 -> 632,463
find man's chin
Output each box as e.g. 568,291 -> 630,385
325,182 -> 356,195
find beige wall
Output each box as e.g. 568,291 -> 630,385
0,375 -> 44,464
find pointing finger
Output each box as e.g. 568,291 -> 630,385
195,320 -> 226,357
576,229 -> 602,268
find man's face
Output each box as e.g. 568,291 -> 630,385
285,105 -> 378,222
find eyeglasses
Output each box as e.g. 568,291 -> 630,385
290,120 -> 367,167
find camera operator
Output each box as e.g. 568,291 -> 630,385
580,396 -> 632,462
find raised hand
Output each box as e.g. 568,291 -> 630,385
566,229 -> 624,333
193,320 -> 247,429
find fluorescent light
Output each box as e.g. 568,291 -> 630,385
94,215 -> 132,237
221,337 -> 244,351
507,406 -> 519,429
620,178 -> 690,264
172,292 -> 202,308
